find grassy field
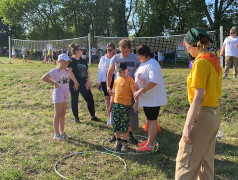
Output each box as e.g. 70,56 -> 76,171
0,57 -> 237,180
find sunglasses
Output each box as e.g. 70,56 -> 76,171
230,32 -> 236,35
107,49 -> 114,52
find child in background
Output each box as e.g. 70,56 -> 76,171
108,62 -> 138,152
12,47 -> 16,61
41,54 -> 79,141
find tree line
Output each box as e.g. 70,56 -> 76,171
0,0 -> 237,48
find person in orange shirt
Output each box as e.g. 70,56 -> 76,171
108,62 -> 138,152
175,27 -> 222,180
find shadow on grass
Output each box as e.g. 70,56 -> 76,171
214,141 -> 238,179
53,119 -> 238,179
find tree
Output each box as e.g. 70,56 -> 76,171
203,0 -> 238,35
0,17 -> 23,49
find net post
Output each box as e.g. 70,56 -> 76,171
8,36 -> 11,63
88,33 -> 91,65
220,26 -> 223,68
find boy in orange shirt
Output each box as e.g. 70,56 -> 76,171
108,62 -> 138,152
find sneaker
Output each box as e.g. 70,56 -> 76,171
121,142 -> 128,152
114,140 -> 122,151
91,116 -> 100,122
138,140 -> 156,147
137,144 -> 154,152
61,132 -> 72,139
109,135 -> 116,143
138,140 -> 148,147
53,134 -> 63,141
233,75 -> 237,79
129,134 -> 138,145
74,118 -> 80,123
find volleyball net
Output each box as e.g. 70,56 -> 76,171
8,31 -> 217,64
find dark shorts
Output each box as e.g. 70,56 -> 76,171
101,74 -> 114,96
143,106 -> 160,120
112,103 -> 131,133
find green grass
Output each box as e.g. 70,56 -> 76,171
0,57 -> 237,180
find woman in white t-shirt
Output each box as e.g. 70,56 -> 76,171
97,43 -> 116,117
134,44 -> 167,152
220,26 -> 238,79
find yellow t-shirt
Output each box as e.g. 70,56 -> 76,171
187,52 -> 222,107
113,76 -> 137,106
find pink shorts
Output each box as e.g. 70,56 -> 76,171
53,88 -> 69,103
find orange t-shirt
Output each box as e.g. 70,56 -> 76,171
113,76 -> 137,106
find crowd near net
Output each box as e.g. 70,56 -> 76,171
94,31 -> 217,52
11,36 -> 89,59
12,36 -> 88,51
9,31 -> 217,63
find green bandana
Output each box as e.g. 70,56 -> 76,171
185,27 -> 213,47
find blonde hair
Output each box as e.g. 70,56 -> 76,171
230,26 -> 237,33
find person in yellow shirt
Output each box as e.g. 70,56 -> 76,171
175,27 -> 222,180
108,62 -> 138,152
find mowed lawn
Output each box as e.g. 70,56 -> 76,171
0,57 -> 237,180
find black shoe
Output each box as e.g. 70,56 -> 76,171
109,135 -> 116,143
91,116 -> 100,122
74,118 -> 80,123
129,134 -> 138,145
114,140 -> 122,152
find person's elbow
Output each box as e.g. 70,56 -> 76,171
194,88 -> 205,104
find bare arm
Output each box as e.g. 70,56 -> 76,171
220,44 -> 226,56
133,90 -> 139,112
41,73 -> 59,88
106,64 -> 115,95
85,69 -> 92,90
108,93 -> 115,113
68,68 -> 79,91
183,88 -> 205,144
134,82 -> 157,100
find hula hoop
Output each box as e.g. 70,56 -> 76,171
102,135 -> 159,155
54,151 -> 127,179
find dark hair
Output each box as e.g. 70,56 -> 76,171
106,42 -> 115,49
69,43 -> 81,55
196,35 -> 210,49
118,39 -> 131,49
136,44 -> 154,58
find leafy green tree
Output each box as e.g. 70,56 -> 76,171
0,17 -> 23,49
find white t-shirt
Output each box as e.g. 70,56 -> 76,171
135,58 -> 167,107
48,67 -> 71,89
12,49 -> 16,55
223,36 -> 238,57
97,55 -> 111,83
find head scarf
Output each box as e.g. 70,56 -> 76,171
185,27 -> 213,47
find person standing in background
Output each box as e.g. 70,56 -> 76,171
220,26 -> 238,79
97,43 -> 116,119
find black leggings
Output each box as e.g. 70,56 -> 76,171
70,85 -> 95,118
